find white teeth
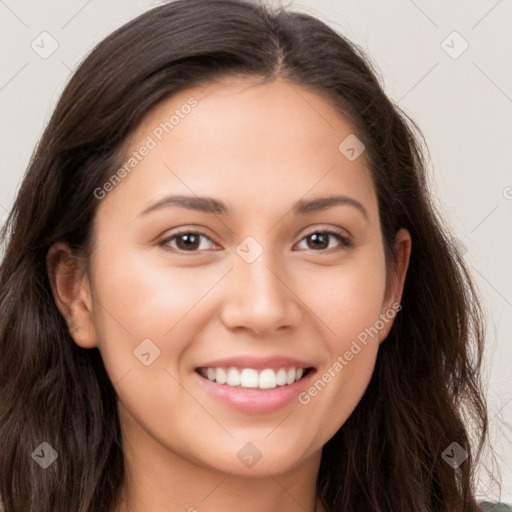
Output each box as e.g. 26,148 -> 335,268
259,369 -> 277,389
199,366 -> 308,389
276,368 -> 287,386
240,368 -> 259,388
216,368 -> 227,385
286,368 -> 296,385
226,367 -> 241,386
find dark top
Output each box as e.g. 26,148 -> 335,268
480,503 -> 512,511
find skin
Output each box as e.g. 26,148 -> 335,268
47,76 -> 411,512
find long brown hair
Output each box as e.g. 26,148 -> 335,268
0,0 -> 494,510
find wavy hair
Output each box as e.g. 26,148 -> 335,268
0,0 -> 494,510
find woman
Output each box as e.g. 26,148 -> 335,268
0,0 -> 508,510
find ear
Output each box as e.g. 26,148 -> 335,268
46,242 -> 98,349
379,228 -> 412,342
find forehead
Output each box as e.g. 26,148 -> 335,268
98,76 -> 377,222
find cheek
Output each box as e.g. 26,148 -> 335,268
300,250 -> 388,345
89,247 -> 214,382
89,250 -> 219,445
294,251 -> 387,432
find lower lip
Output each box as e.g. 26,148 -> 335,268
195,370 -> 316,413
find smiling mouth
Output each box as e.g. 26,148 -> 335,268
195,366 -> 315,390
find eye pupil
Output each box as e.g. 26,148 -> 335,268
177,233 -> 200,251
308,233 -> 329,250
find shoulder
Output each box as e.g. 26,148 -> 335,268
479,502 -> 512,511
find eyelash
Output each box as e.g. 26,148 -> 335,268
159,227 -> 352,255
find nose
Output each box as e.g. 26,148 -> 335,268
219,251 -> 302,336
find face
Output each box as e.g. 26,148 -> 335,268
52,76 -> 410,481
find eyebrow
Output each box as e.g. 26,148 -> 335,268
140,194 -> 368,220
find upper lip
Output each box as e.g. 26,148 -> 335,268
196,355 -> 315,370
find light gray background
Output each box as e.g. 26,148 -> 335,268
1,0 -> 511,501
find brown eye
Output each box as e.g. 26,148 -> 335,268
161,231 -> 216,253
297,229 -> 351,253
